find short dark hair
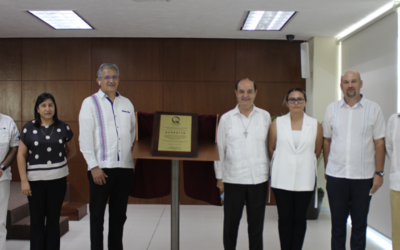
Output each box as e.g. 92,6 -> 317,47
34,93 -> 59,127
236,78 -> 257,91
284,87 -> 307,102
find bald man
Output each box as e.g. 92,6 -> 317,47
322,71 -> 386,250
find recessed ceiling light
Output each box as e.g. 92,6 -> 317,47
28,10 -> 93,30
241,11 -> 296,31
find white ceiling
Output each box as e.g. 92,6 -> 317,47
0,0 -> 394,40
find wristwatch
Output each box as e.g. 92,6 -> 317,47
375,171 -> 385,177
0,165 -> 5,171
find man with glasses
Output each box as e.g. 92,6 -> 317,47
323,71 -> 385,250
79,63 -> 135,250
215,78 -> 271,250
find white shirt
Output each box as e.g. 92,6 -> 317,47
385,113 -> 400,191
323,97 -> 385,179
79,89 -> 136,170
214,105 -> 271,185
270,113 -> 317,191
292,131 -> 302,149
0,114 -> 19,182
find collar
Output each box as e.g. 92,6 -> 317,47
340,94 -> 365,108
233,104 -> 258,116
96,89 -> 120,99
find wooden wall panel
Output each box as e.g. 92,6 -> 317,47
22,81 -> 92,122
91,81 -> 164,113
91,39 -> 164,81
0,39 -> 21,80
163,81 -> 236,115
67,163 -> 90,202
67,122 -> 85,164
236,40 -> 304,83
0,81 -> 21,122
254,82 -> 306,117
1,37 -> 306,206
164,39 -> 236,82
22,39 -> 91,81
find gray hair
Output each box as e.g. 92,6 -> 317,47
97,63 -> 120,78
235,78 -> 257,91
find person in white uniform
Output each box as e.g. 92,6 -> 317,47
385,113 -> 400,250
0,113 -> 19,250
268,88 -> 323,250
215,78 -> 271,250
323,71 -> 385,250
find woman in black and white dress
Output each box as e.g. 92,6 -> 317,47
17,93 -> 76,250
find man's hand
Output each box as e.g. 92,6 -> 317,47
21,181 -> 32,196
217,179 -> 224,194
0,169 -> 3,178
370,175 -> 383,194
91,167 -> 108,185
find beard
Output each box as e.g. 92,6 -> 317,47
346,90 -> 356,98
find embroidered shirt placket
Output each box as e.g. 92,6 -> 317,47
346,106 -> 353,178
107,97 -> 120,161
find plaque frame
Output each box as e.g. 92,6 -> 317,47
150,111 -> 198,158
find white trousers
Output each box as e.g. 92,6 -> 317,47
0,181 -> 10,250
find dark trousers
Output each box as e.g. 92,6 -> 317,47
88,168 -> 134,250
28,177 -> 67,250
326,176 -> 373,250
272,188 -> 313,250
223,181 -> 268,250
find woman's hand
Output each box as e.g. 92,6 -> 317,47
21,181 -> 32,196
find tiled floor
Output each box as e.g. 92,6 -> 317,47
6,205 -> 391,250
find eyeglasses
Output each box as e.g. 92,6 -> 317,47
103,75 -> 118,80
288,98 -> 305,104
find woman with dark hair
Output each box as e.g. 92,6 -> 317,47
16,93 -> 76,250
268,88 -> 323,250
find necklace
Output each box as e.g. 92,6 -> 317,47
40,125 -> 54,140
239,114 -> 253,138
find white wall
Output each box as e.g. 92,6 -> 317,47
306,36 -> 340,208
342,11 -> 398,239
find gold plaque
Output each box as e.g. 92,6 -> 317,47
158,115 -> 192,152
150,111 -> 198,157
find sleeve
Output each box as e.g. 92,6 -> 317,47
64,122 -> 74,142
130,102 -> 136,146
385,114 -> 395,161
322,104 -> 333,138
19,123 -> 30,147
265,112 -> 272,161
373,105 -> 386,140
9,119 -> 19,147
214,115 -> 227,179
78,98 -> 99,170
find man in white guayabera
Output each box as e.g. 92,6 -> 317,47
79,63 -> 135,250
214,78 -> 271,250
323,71 -> 385,250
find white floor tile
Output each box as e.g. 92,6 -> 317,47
6,204 -> 391,249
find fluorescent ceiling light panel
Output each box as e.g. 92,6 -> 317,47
242,11 -> 296,31
28,10 -> 93,30
336,2 -> 397,39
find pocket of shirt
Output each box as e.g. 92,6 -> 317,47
120,110 -> 132,127
0,128 -> 10,145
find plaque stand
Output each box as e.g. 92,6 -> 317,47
131,137 -> 219,250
